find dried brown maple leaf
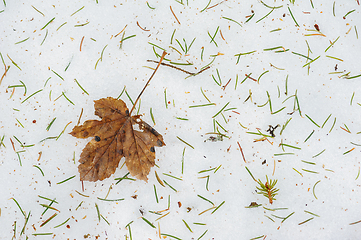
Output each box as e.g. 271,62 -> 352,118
70,97 -> 165,182
70,51 -> 167,182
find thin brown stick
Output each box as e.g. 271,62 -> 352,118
147,60 -> 210,75
136,21 -> 150,31
237,141 -> 246,163
170,6 -> 181,24
80,36 -> 84,51
130,51 -> 167,115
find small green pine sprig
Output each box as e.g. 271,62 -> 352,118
256,176 -> 279,204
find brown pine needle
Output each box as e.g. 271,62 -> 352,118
115,25 -> 128,37
80,36 -> 84,51
222,78 -> 232,90
265,138 -> 273,145
207,0 -> 228,10
254,137 -> 268,143
0,65 -> 9,85
40,213 -> 57,227
10,138 -> 16,151
245,74 -> 258,82
346,27 -> 352,34
340,126 -> 351,133
237,141 -> 246,163
170,6 -> 180,24
37,152 -> 43,161
77,108 -> 83,126
136,21 -> 150,31
305,33 -> 326,37
219,29 -> 226,41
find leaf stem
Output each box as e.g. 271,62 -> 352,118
130,51 -> 166,115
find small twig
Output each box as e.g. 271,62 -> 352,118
147,60 -> 210,75
130,51 -> 167,115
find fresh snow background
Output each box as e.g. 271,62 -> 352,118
1,1 -> 361,239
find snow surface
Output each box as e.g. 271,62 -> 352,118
1,0 -> 361,239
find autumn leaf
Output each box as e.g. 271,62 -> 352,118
71,51 -> 167,182
70,97 -> 165,182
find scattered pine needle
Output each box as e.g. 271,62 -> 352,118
222,78 -> 232,90
80,36 -> 84,51
77,108 -> 84,126
170,6 -> 181,24
0,65 -> 9,85
219,29 -> 226,41
340,126 -> 351,133
147,60 -> 210,76
115,25 -> 128,37
245,74 -> 258,82
207,0 -> 228,10
237,141 -> 246,163
136,21 -> 150,31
